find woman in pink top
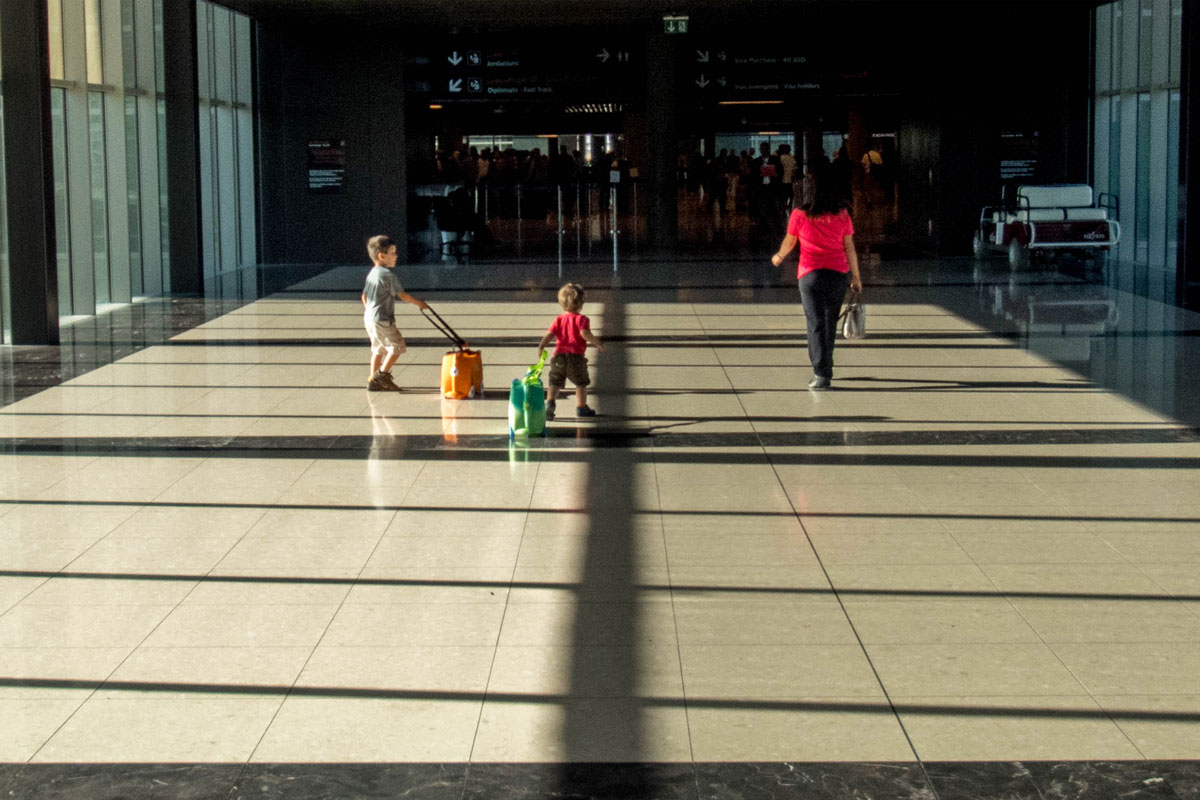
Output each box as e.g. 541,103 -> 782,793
771,165 -> 863,389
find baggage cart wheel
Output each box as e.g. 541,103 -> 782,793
972,232 -> 988,259
1008,238 -> 1030,270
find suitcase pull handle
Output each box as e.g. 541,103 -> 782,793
422,306 -> 468,351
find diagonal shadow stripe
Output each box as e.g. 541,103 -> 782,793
2,677 -> 1198,724
2,498 -> 1198,525
2,569 -> 1197,603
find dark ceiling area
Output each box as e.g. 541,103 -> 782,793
215,0 -> 1105,29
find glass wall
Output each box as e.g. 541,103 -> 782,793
197,0 -> 256,300
1093,0 -> 1182,301
46,0 -> 169,319
0,12 -> 8,343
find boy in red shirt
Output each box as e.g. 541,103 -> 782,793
538,283 -> 605,419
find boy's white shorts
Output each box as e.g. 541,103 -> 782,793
366,320 -> 406,356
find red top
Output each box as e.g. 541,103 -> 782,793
549,312 -> 591,355
786,209 -> 854,277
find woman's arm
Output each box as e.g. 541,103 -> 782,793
843,235 -> 862,292
771,234 -> 798,267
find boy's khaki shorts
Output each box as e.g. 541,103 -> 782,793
366,320 -> 406,356
548,353 -> 590,388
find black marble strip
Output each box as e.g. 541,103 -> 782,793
0,762 -> 1197,800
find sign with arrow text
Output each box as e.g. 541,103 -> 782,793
428,37 -> 640,103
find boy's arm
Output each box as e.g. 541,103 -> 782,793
582,328 -> 605,351
537,330 -> 554,352
361,292 -> 367,307
398,291 -> 429,310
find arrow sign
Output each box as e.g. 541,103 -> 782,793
597,48 -> 610,63
696,50 -> 709,62
695,74 -> 709,88
448,78 -> 462,92
447,51 -> 462,66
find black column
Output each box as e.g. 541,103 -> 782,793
1,0 -> 58,344
162,0 -> 202,295
645,32 -> 677,252
1180,0 -> 1200,308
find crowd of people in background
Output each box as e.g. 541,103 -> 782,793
680,139 -> 894,243
419,137 -> 894,256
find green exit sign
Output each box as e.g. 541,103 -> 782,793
663,15 -> 689,34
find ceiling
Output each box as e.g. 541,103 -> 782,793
214,0 -> 1106,29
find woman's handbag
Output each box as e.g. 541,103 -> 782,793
839,291 -> 866,339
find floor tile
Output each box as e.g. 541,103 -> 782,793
106,645 -> 311,691
672,599 -> 857,645
322,603 -> 506,647
0,697 -> 98,761
679,644 -> 884,698
1008,597 -> 1200,643
1050,642 -> 1200,694
865,643 -> 1090,696
471,699 -> 692,762
1095,695 -> 1200,759
0,605 -> 174,648
142,603 -> 339,648
252,697 -> 482,762
897,695 -> 1143,761
499,602 -> 678,647
296,644 -> 495,694
34,693 -> 284,762
486,645 -> 684,698
845,599 -> 1042,644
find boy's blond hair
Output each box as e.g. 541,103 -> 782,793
557,283 -> 584,313
366,235 -> 395,262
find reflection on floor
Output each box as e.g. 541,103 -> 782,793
1,256 -> 1199,799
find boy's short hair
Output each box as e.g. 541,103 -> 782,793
557,283 -> 584,313
367,235 -> 396,261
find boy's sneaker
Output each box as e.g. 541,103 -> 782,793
545,399 -> 556,420
576,405 -> 597,417
367,372 -> 388,391
377,371 -> 401,391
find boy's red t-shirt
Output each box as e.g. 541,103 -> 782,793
786,208 -> 854,277
549,312 -> 590,355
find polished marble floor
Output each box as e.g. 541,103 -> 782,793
1,255 -> 1199,798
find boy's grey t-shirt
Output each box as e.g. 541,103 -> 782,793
363,266 -> 403,323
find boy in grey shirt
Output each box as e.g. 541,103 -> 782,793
363,235 -> 428,391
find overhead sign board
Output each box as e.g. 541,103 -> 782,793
682,44 -> 894,102
416,38 -> 640,104
663,15 -> 689,34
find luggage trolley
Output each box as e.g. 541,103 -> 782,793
422,307 -> 483,399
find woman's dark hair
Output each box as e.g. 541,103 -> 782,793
802,164 -> 847,218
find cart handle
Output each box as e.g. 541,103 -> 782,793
421,306 -> 468,351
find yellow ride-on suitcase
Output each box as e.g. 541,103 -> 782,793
422,307 -> 483,399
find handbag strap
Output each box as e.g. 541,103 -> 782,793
838,289 -> 861,322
